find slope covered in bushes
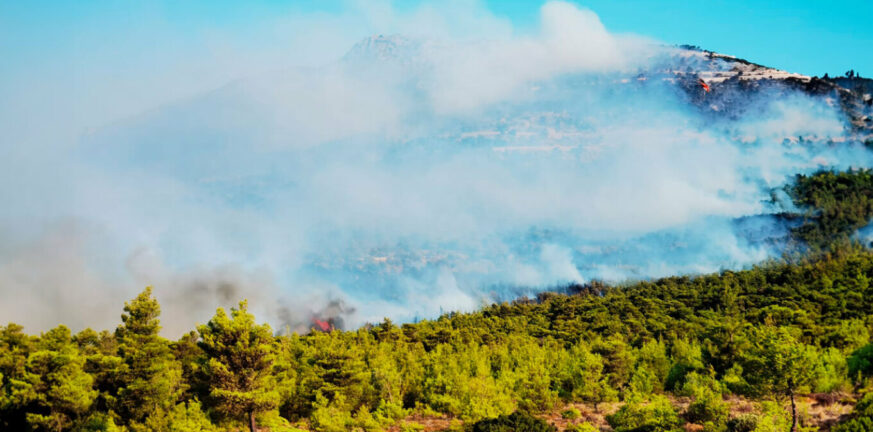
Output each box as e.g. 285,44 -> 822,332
3,169 -> 873,431
2,246 -> 873,431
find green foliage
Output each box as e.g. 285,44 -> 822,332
858,393 -> 873,417
726,414 -> 758,432
636,340 -> 671,393
826,319 -> 870,352
0,323 -> 35,430
491,336 -> 562,412
752,401 -> 795,432
399,421 -> 425,432
556,341 -> 614,406
352,404 -> 384,431
787,169 -> 873,250
115,287 -> 185,431
606,394 -> 682,432
850,345 -> 873,383
593,336 -> 637,393
24,325 -> 98,432
732,326 -> 817,399
6,213 -> 873,430
160,400 -> 215,432
562,407 -> 581,420
309,391 -> 355,432
255,409 -> 307,432
565,422 -> 599,432
833,417 -> 873,432
682,372 -> 728,430
629,365 -> 659,396
813,347 -> 851,393
833,393 -> 873,432
423,342 -> 516,421
197,300 -> 279,431
78,412 -> 124,432
466,411 -> 557,432
666,339 -> 704,391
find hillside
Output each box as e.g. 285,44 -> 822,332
2,245 -> 873,432
5,2 -> 873,431
6,31 -> 873,432
60,36 -> 873,337
3,168 -> 873,431
668,47 -> 873,137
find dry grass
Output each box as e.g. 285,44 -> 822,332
280,393 -> 859,431
801,395 -> 855,432
385,414 -> 456,432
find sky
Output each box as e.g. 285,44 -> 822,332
489,0 -> 873,78
3,1 -> 871,81
2,0 -> 870,135
1,0 -> 872,334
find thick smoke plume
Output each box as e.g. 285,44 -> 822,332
1,1 -> 870,335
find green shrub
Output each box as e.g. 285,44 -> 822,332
814,347 -> 852,393
666,340 -> 705,391
606,395 -> 682,432
833,416 -> 873,432
562,407 -> 582,420
566,422 -> 599,432
399,421 -> 426,432
682,374 -> 728,430
752,402 -> 794,432
353,405 -> 383,432
832,393 -> 873,432
685,398 -> 728,430
726,414 -> 758,432
309,392 -> 355,432
375,398 -> 409,423
629,366 -> 658,395
857,393 -> 873,417
851,346 -> 873,384
164,401 -> 216,432
636,340 -> 671,393
78,413 -> 124,432
253,410 -> 307,432
467,411 -> 557,432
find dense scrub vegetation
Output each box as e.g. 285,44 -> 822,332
2,248 -> 872,431
833,393 -> 873,432
787,169 -> 873,250
2,169 -> 873,432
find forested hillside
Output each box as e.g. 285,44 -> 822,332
3,170 -> 873,432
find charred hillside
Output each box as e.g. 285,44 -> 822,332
666,46 -> 873,137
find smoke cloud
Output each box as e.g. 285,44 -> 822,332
1,1 -> 870,335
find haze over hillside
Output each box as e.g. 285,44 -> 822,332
2,1 -> 872,335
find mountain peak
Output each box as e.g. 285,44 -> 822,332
342,34 -> 418,63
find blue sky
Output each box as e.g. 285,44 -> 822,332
2,0 -> 868,143
488,0 -> 873,77
2,0 -> 871,81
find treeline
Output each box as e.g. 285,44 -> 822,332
787,169 -> 873,250
2,247 -> 873,432
3,169 -> 873,432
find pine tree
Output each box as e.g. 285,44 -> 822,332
75,328 -> 123,417
740,326 -> 817,432
0,323 -> 35,430
24,325 -> 97,432
198,300 -> 279,432
115,287 -> 185,431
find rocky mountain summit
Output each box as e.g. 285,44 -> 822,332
666,45 -> 872,137
343,35 -> 873,139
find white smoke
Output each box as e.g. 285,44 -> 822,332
0,1 -> 869,335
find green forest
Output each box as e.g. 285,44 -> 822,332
3,170 -> 873,432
